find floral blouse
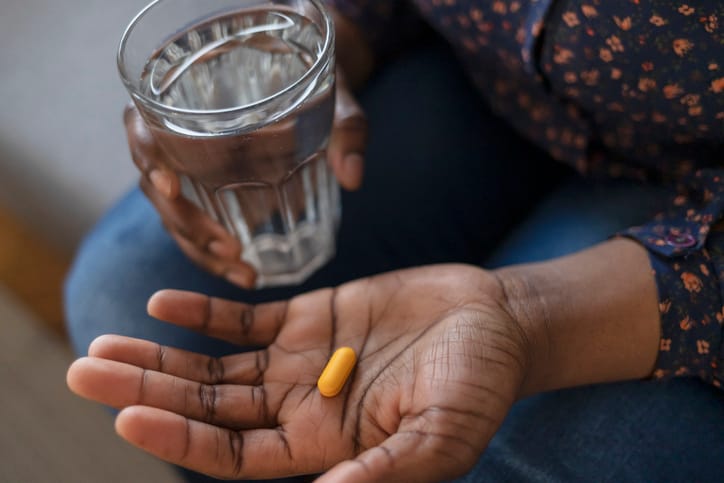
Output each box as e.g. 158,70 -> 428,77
328,0 -> 724,389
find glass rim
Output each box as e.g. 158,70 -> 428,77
117,0 -> 334,117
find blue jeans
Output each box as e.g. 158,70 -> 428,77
65,42 -> 723,482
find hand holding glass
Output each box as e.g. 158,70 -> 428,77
118,0 -> 338,288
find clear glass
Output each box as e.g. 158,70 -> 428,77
118,0 -> 338,288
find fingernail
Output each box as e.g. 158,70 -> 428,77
226,266 -> 255,289
149,169 -> 172,198
208,240 -> 237,260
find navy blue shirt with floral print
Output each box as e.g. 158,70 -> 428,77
328,0 -> 724,389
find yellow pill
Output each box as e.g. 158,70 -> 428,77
317,347 -> 357,397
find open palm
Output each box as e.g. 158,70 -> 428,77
67,264 -> 530,482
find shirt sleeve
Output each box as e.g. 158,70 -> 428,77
530,1 -> 724,389
621,171 -> 724,389
325,0 -> 425,59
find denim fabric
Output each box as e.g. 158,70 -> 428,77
65,42 -> 723,483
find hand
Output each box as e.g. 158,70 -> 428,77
67,264 -> 532,482
124,74 -> 367,289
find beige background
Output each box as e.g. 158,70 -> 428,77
0,286 -> 181,483
0,0 -> 149,251
0,1 -> 185,481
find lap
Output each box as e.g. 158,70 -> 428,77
486,175 -> 670,266
64,42 -> 722,483
458,378 -> 724,482
461,178 -> 724,482
65,41 -> 558,356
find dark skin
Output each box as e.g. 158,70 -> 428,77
68,8 -> 662,482
69,265 -> 525,481
124,12 -> 372,288
68,240 -> 660,482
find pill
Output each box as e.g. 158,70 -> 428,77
317,347 -> 357,397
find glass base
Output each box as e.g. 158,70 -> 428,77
253,242 -> 335,288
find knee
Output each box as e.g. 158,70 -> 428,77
63,226 -> 154,356
63,189 -> 171,355
64,222 -> 107,355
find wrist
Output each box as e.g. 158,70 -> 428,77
493,239 -> 661,398
491,265 -> 554,398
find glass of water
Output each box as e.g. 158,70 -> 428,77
118,0 -> 338,288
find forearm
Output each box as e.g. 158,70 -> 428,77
494,238 -> 661,397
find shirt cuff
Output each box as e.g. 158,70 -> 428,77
619,170 -> 724,388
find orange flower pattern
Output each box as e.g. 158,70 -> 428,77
329,0 -> 724,389
681,272 -> 703,292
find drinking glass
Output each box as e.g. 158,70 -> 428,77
118,0 -> 338,287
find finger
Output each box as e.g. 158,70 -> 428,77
140,175 -> 234,256
88,335 -> 266,385
67,357 -> 274,429
315,431 -> 471,483
116,406 -> 306,479
124,103 -> 180,199
140,177 -> 256,288
328,75 -> 367,191
148,289 -> 289,346
174,234 -> 256,288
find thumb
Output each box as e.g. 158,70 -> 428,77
328,71 -> 367,191
314,431 -> 470,483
